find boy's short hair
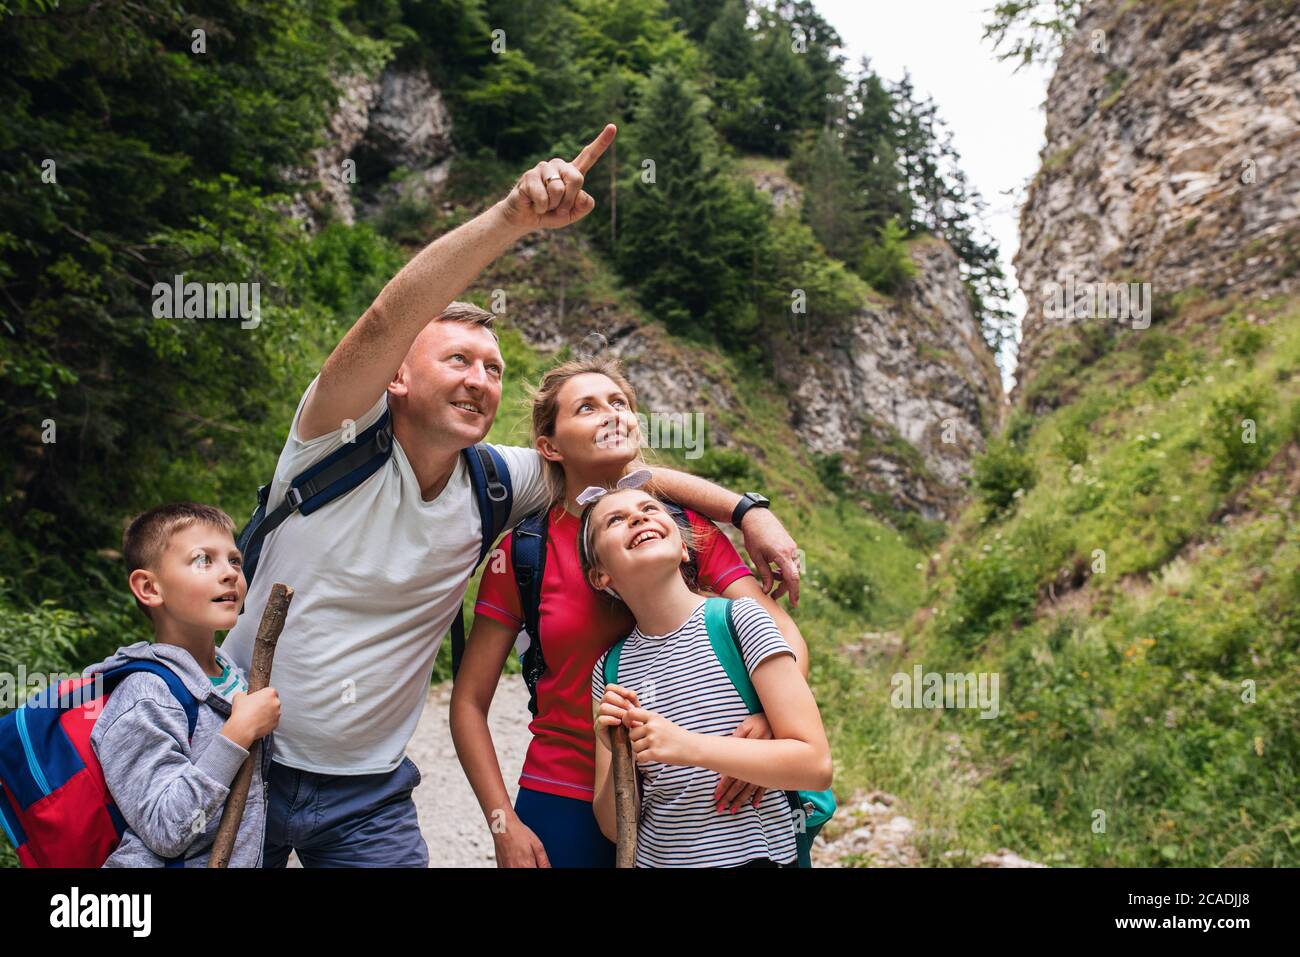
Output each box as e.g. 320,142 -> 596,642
122,503 -> 237,620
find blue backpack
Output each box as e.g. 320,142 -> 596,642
0,661 -> 199,867
603,596 -> 836,868
511,500 -> 698,717
234,408 -> 514,676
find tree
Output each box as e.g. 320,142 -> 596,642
889,72 -> 1014,354
859,216 -> 917,295
0,0 -> 385,613
615,66 -> 767,350
789,126 -> 865,263
704,0 -> 767,150
842,58 -> 910,234
666,0 -> 730,42
982,0 -> 1083,71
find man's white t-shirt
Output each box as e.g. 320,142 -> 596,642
221,375 -> 549,774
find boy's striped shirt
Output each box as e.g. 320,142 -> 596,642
208,660 -> 248,700
592,597 -> 798,868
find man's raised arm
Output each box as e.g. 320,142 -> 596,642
297,124 -> 619,441
648,467 -> 802,607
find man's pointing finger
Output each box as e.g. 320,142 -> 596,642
571,123 -> 617,175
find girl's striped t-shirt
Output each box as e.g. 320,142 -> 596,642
591,596 -> 798,868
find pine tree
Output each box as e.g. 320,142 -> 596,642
667,0 -> 730,42
842,59 -> 911,233
790,126 -> 865,263
615,66 -> 766,348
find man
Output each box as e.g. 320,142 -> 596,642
222,123 -> 802,867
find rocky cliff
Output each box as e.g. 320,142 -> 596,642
770,236 -> 1005,521
286,66 -> 455,228
1014,0 -> 1300,406
298,68 -> 1005,524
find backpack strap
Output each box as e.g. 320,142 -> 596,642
103,663 -> 202,868
102,662 -> 202,741
237,409 -> 394,587
602,637 -> 628,689
463,443 -> 514,566
702,597 -> 830,865
511,509 -> 549,717
450,443 -> 515,679
702,597 -> 761,714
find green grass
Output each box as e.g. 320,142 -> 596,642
816,291 -> 1300,866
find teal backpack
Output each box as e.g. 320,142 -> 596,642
603,596 -> 836,867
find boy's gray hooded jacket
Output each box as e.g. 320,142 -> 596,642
83,641 -> 273,867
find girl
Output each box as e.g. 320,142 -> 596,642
584,480 -> 832,868
450,356 -> 809,867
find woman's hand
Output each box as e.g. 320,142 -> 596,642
499,124 -> 616,233
594,683 -> 641,751
715,712 -> 771,813
623,706 -> 698,768
492,814 -> 551,868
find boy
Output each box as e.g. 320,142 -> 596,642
83,502 -> 280,867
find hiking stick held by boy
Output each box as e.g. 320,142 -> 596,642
209,582 -> 292,868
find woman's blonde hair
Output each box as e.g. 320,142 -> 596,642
525,354 -> 653,505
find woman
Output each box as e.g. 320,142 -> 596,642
449,356 -> 809,867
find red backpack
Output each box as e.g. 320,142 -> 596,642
0,661 -> 198,867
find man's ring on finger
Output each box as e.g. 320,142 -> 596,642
545,174 -> 563,183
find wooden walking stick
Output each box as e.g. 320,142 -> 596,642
612,723 -> 638,868
208,582 -> 293,868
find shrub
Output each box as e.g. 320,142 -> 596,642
690,447 -> 759,489
1209,385 -> 1271,486
1056,426 -> 1089,466
970,438 -> 1037,517
858,217 -> 916,295
813,452 -> 848,494
825,566 -> 877,614
941,547 -> 1038,648
1225,316 -> 1266,362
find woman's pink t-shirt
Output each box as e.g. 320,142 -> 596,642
473,502 -> 753,802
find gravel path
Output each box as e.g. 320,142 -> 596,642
288,672 -> 533,868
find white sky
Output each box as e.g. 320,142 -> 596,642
813,0 -> 1054,389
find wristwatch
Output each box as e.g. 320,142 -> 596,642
731,492 -> 770,529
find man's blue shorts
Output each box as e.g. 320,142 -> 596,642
263,755 -> 428,868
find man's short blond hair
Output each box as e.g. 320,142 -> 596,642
436,300 -> 498,340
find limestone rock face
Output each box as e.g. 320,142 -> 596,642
774,238 -> 1005,521
500,229 -> 1003,521
365,68 -> 454,171
286,66 -> 454,228
1014,0 -> 1300,406
355,68 -> 455,217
